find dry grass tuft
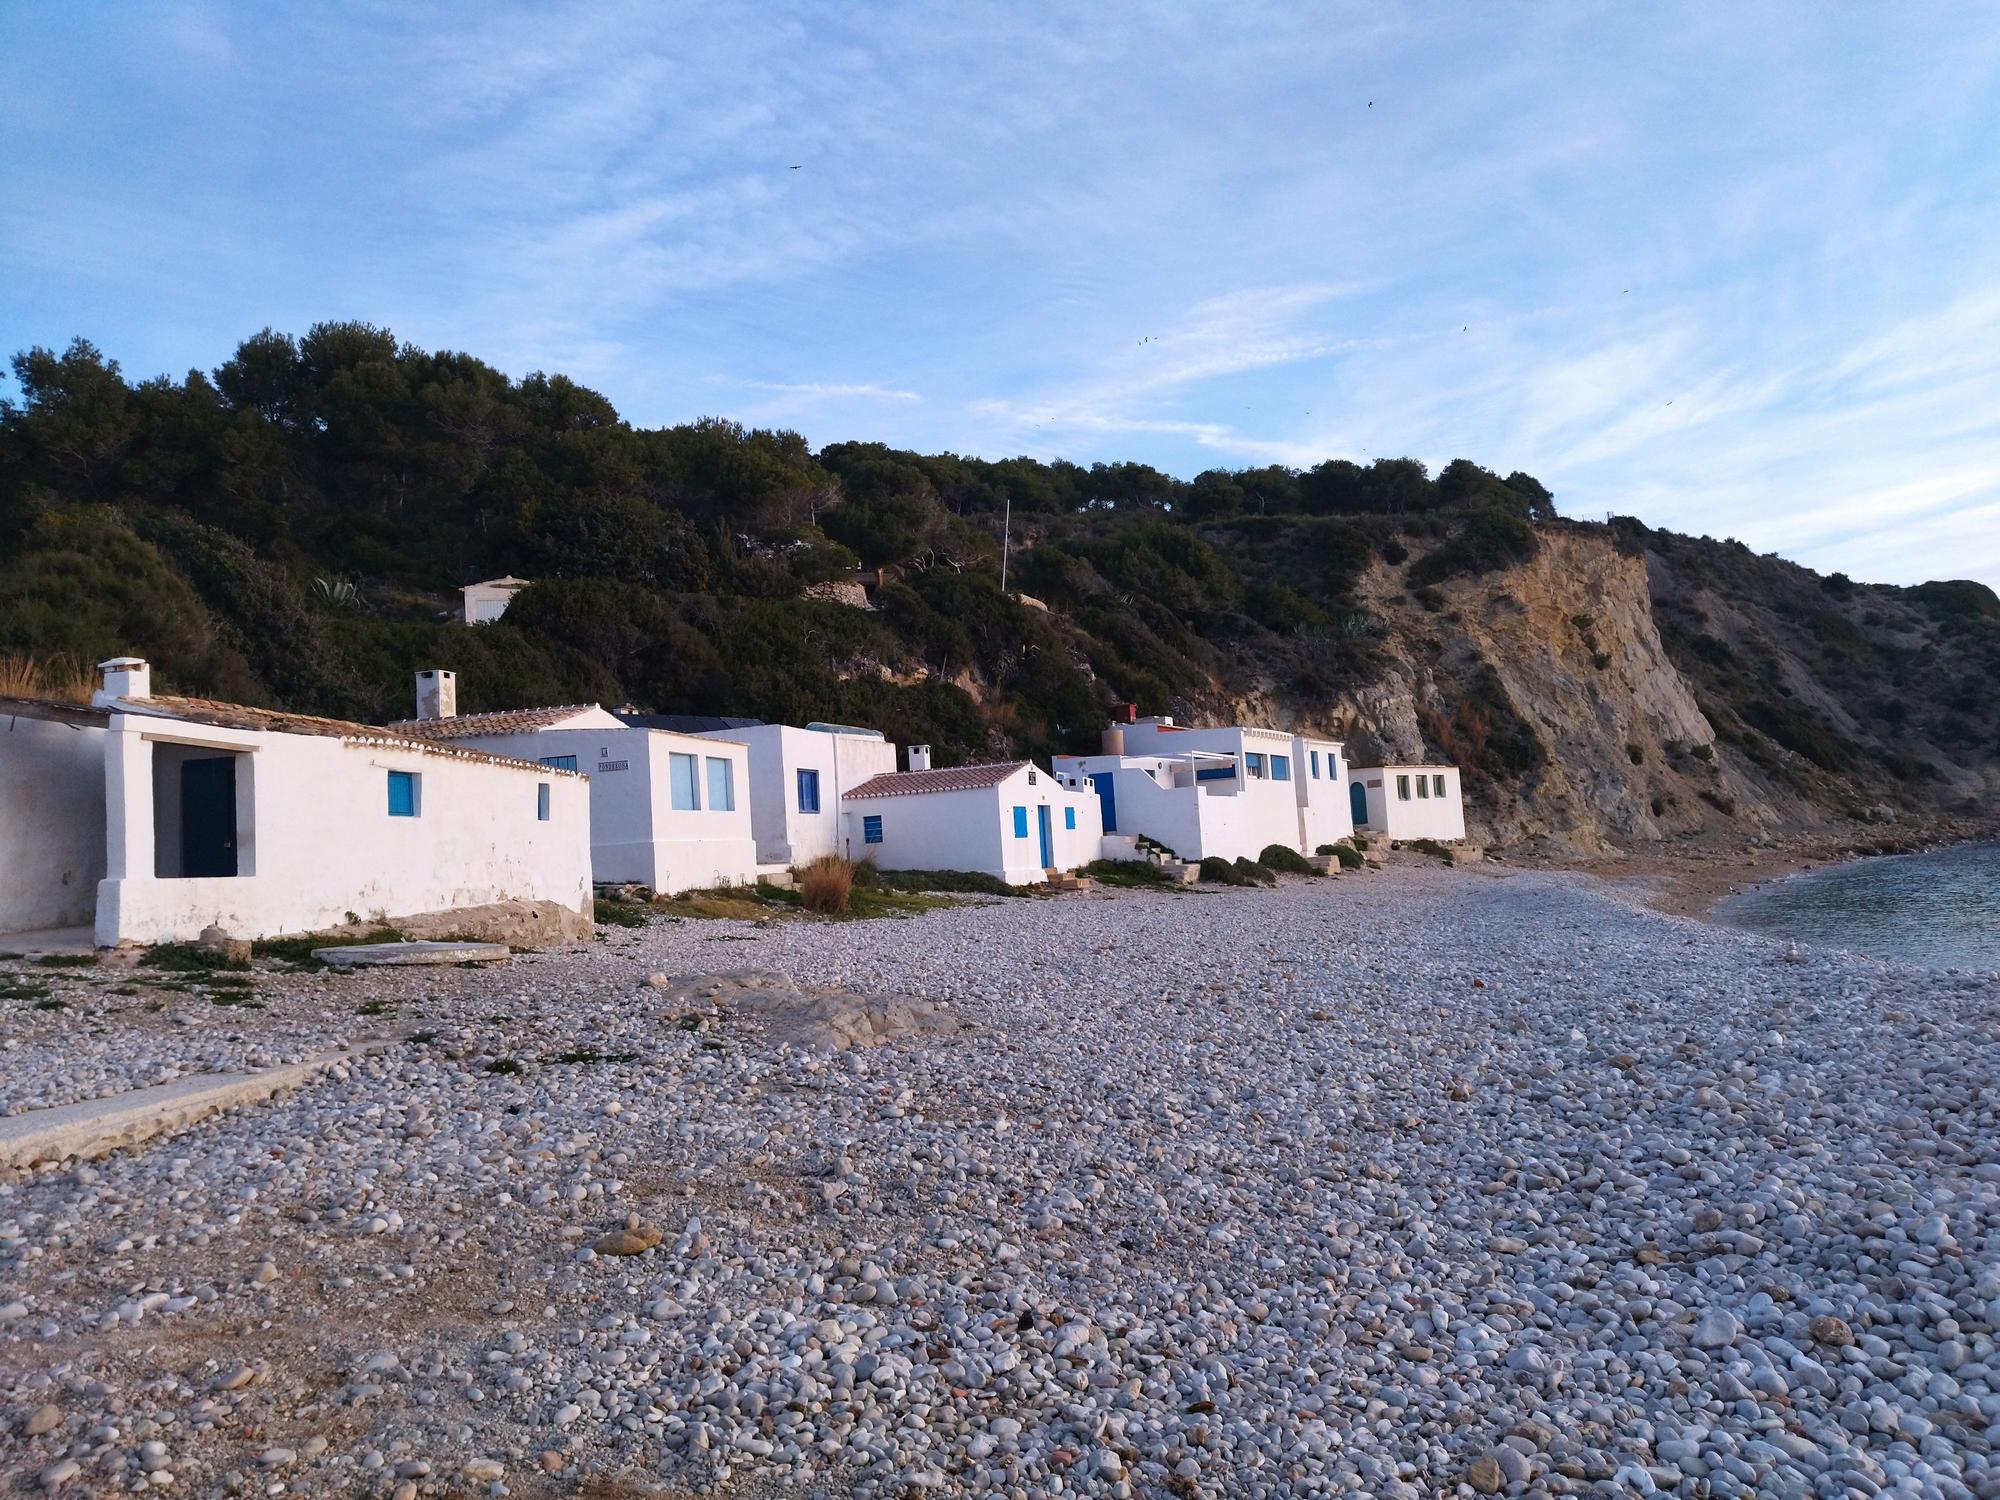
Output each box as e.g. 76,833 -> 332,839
0,654 -> 98,704
798,855 -> 856,915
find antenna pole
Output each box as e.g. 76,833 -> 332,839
1000,493 -> 1013,595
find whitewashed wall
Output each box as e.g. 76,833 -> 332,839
443,726 -> 758,893
702,724 -> 896,866
97,717 -> 593,944
842,766 -> 1100,884
1355,766 -> 1467,840
0,711 -> 108,933
1293,736 -> 1355,851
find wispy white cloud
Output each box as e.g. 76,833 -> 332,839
711,378 -> 922,402
2,2 -> 1998,584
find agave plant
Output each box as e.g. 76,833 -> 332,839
312,576 -> 362,610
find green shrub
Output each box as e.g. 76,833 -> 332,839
1404,508 -> 1541,587
1233,857 -> 1276,886
1330,844 -> 1364,869
1258,844 -> 1316,874
1198,856 -> 1246,885
1405,838 -> 1455,865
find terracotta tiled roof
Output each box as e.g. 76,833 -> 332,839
844,761 -> 1030,799
108,696 -> 584,777
385,705 -> 601,739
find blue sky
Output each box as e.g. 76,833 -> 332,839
5,3 -> 1999,588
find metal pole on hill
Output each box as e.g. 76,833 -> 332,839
1000,493 -> 1012,596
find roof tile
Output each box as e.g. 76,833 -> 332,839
844,762 -> 1030,799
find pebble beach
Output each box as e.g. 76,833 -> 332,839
2,865 -> 1997,1498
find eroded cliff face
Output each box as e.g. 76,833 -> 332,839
1250,530 -> 1800,850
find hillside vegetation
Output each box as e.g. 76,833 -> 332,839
3,324 -> 1995,849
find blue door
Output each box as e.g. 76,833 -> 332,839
1037,805 -> 1054,869
1089,772 -> 1117,832
1349,780 -> 1369,828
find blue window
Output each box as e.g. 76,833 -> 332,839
387,770 -> 418,817
537,783 -> 551,821
1310,751 -> 1321,779
797,767 -> 821,813
1012,806 -> 1028,838
862,814 -> 883,845
539,754 -> 578,772
1195,765 -> 1236,782
670,752 -> 700,811
706,756 -> 735,812
1245,752 -> 1265,779
1064,806 -> 1076,830
1271,754 -> 1291,782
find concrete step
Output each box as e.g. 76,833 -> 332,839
0,1043 -> 385,1177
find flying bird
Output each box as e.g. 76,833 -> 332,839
789,164 -> 802,170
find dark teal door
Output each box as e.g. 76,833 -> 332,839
1089,772 -> 1116,832
181,757 -> 238,877
1037,805 -> 1053,868
1349,780 -> 1368,828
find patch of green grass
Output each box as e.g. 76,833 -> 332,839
32,953 -> 97,969
549,1047 -> 639,1065
1082,859 -> 1172,889
594,896 -> 652,928
207,990 -> 264,1008
33,998 -> 66,1011
0,979 -> 53,1001
843,887 -> 958,919
253,927 -> 403,971
860,867 -> 1027,898
406,1030 -> 438,1044
144,943 -> 249,973
485,1057 -> 525,1076
356,1000 -> 398,1017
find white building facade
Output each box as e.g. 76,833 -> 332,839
1350,764 -> 1468,841
840,758 -> 1102,885
2,659 -> 594,947
1053,715 -> 1354,863
390,681 -> 760,894
694,721 -> 897,867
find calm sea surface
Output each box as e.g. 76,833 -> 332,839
1713,842 -> 2000,969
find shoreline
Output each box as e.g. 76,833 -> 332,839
1495,817 -> 2000,923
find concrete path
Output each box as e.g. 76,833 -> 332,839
0,925 -> 96,957
0,1043 -> 384,1176
314,940 -> 510,967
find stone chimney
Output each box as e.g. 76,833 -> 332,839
94,657 -> 151,706
907,743 -> 932,772
415,668 -> 457,721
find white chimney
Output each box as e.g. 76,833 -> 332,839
908,743 -> 932,772
415,668 -> 457,721
94,657 -> 151,706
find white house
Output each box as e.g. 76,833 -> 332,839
388,673 -> 760,894
0,658 -> 593,948
1053,713 -> 1353,863
691,721 -> 898,867
461,575 -> 531,624
1350,763 -> 1467,842
840,748 -> 1102,885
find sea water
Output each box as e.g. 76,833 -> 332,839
1714,842 -> 2000,969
